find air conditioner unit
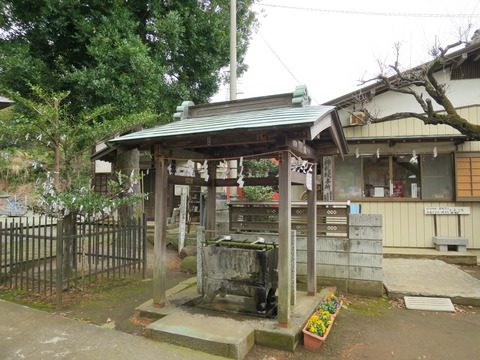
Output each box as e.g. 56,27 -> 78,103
350,112 -> 365,125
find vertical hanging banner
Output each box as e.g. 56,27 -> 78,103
178,187 -> 187,254
201,160 -> 209,182
237,156 -> 244,188
185,159 -> 195,177
306,165 -> 313,191
322,156 -> 333,201
220,160 -> 229,180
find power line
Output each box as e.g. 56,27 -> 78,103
255,3 -> 480,18
258,33 -> 320,104
258,33 -> 302,85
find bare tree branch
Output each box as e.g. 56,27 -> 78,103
354,36 -> 480,141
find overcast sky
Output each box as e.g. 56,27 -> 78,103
211,0 -> 480,105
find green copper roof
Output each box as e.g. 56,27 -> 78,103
111,105 -> 336,143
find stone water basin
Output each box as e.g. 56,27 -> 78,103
202,237 -> 278,315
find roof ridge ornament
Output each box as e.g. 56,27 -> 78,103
291,85 -> 311,107
173,100 -> 195,121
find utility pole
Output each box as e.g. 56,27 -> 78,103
229,0 -> 238,198
229,0 -> 237,100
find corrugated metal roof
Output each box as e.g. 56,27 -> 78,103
111,105 -> 335,143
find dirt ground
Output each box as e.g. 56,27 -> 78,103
46,243 -> 190,336
246,300 -> 480,360
3,244 -> 480,360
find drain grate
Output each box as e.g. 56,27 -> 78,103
404,296 -> 455,312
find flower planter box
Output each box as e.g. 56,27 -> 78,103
302,317 -> 334,352
316,300 -> 343,317
303,297 -> 342,352
331,300 -> 343,318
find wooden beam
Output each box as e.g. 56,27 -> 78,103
313,145 -> 342,156
206,161 -> 218,233
285,139 -> 318,160
211,147 -> 276,159
278,150 -> 292,328
307,163 -> 317,296
153,149 -> 168,307
162,131 -> 275,150
309,113 -> 332,140
168,175 -> 208,186
215,177 -> 279,187
291,171 -> 306,186
168,148 -> 212,160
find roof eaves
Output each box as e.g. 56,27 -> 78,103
110,105 -> 336,144
0,96 -> 13,110
346,134 -> 468,144
323,42 -> 480,108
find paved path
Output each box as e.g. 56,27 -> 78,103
383,258 -> 480,306
0,300 -> 226,360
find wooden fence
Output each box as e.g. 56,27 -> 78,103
228,201 -> 350,237
0,214 -> 147,308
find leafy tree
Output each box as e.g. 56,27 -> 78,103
0,0 -> 257,213
356,30 -> 480,140
240,158 -> 278,201
0,0 -> 256,116
0,0 -> 257,280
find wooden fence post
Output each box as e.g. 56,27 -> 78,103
56,219 -> 64,310
142,214 -> 147,279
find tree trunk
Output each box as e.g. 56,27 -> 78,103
53,144 -> 61,190
115,148 -> 143,224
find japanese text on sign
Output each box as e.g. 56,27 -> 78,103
424,207 -> 470,215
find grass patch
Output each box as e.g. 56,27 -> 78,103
0,288 -> 56,311
342,295 -> 393,317
0,275 -> 150,311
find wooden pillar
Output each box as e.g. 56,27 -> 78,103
278,150 -> 292,327
307,163 -> 317,296
206,161 -> 217,234
153,149 -> 168,306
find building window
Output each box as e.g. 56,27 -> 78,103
334,154 -> 453,200
422,155 -> 454,199
334,157 -> 362,198
363,157 -> 391,197
455,153 -> 480,201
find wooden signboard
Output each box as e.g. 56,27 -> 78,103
424,207 -> 470,215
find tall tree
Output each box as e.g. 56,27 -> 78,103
0,0 -> 257,200
0,0 -> 255,113
356,31 -> 480,140
0,0 -> 257,279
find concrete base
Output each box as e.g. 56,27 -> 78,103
297,276 -> 383,297
383,247 -> 477,265
138,282 -> 335,359
433,237 -> 468,252
147,313 -> 255,360
383,258 -> 480,307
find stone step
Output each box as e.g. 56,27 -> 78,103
146,312 -> 255,360
139,286 -> 335,359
